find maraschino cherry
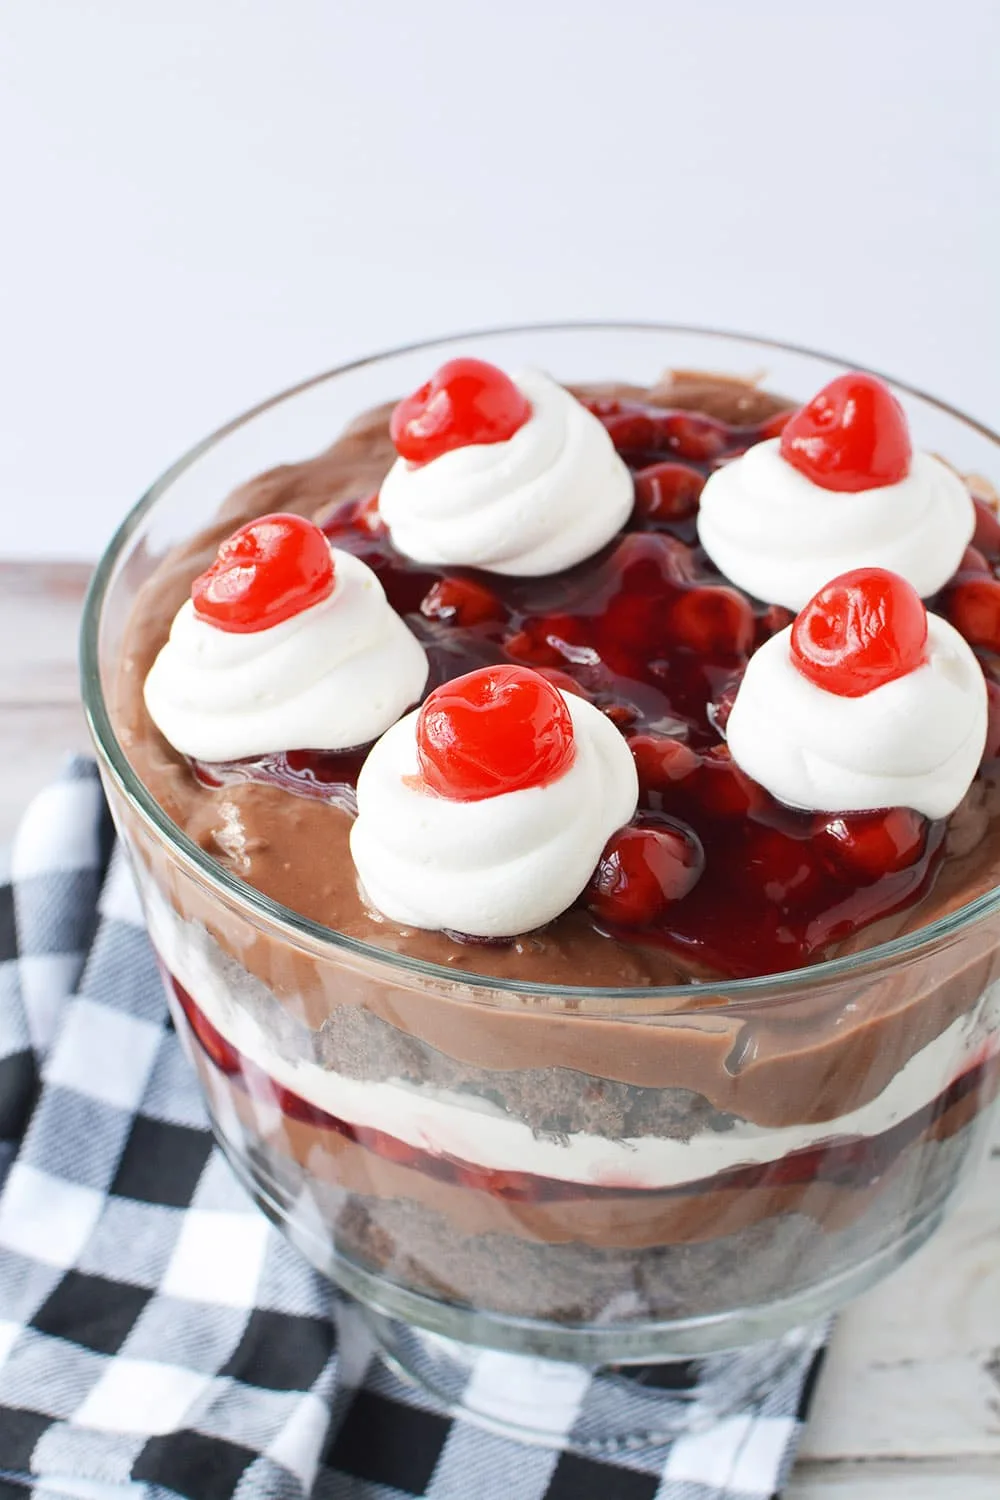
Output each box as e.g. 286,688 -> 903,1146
780,373 -> 912,492
790,567 -> 928,698
390,358 -> 531,465
192,514 -> 335,633
416,665 -> 575,801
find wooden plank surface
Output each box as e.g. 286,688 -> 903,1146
3,559 -> 1000,1494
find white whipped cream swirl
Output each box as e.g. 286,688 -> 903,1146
378,369 -> 634,575
349,693 -> 639,936
144,547 -> 428,762
697,438 -> 975,610
726,614 -> 988,818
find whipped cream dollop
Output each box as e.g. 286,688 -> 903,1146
144,547 -> 428,761
378,369 -> 634,575
349,693 -> 639,936
726,614 -> 988,818
697,439 -> 975,610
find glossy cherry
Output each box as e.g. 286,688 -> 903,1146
956,546 -> 991,579
592,402 -> 727,462
628,735 -> 700,793
587,823 -> 704,927
504,613 -> 595,669
420,577 -> 506,627
632,462 -> 705,523
817,809 -> 927,883
416,665 -> 575,801
779,373 -> 912,492
668,585 -> 755,656
971,497 -> 1000,559
390,358 -> 531,464
943,576 -> 1000,654
744,827 -> 822,905
696,744 -> 768,818
191,513 -> 335,633
756,603 -> 795,646
790,568 -> 928,698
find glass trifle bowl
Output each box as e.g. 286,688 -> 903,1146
81,324 -> 1000,1445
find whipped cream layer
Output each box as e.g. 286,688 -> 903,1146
350,692 -> 638,937
378,369 -> 634,575
148,890 -> 996,1192
697,439 -> 975,610
726,613 -> 988,819
144,547 -> 428,762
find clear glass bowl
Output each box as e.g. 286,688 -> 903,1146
81,324 -> 1000,1443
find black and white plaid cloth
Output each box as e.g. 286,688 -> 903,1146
0,758 -> 828,1499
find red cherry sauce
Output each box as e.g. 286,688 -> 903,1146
192,398 -> 1000,979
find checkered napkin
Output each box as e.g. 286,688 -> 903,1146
0,758 -> 828,1500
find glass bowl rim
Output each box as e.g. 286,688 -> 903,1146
80,319 -> 1000,1007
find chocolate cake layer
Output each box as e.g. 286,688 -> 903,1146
206,1053 -> 980,1321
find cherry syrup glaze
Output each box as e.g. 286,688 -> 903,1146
171,973 -> 1000,1203
192,396 -> 1000,979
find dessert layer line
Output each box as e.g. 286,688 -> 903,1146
195,1047 -> 990,1251
149,892 -> 997,1192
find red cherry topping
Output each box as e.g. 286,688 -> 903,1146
353,492 -> 386,536
420,577 -> 506,627
943,576 -> 1000,653
956,546 -> 991,579
696,744 -> 769,818
633,462 -> 705,523
790,568 -> 928,698
534,667 -> 590,700
756,604 -> 796,646
972,498 -> 1000,560
668,585 -> 756,656
657,412 -> 729,462
390,358 -> 531,465
628,735 -> 700,793
744,827 -> 822,905
504,613 -> 595,669
416,665 -> 575,801
779,373 -> 912,492
757,407 -> 794,441
817,809 -> 927,884
586,823 -> 704,927
191,514 -> 335,633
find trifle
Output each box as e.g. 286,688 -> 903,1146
83,326 -> 1000,1401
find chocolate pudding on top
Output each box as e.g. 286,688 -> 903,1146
109,358 -> 1000,1322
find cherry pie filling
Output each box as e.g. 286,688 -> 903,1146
192,398 -> 1000,978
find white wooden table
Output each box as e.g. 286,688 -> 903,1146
2,560 -> 998,1496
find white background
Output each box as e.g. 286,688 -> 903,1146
1,0 -> 997,561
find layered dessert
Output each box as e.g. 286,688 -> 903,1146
110,354 -> 1000,1325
